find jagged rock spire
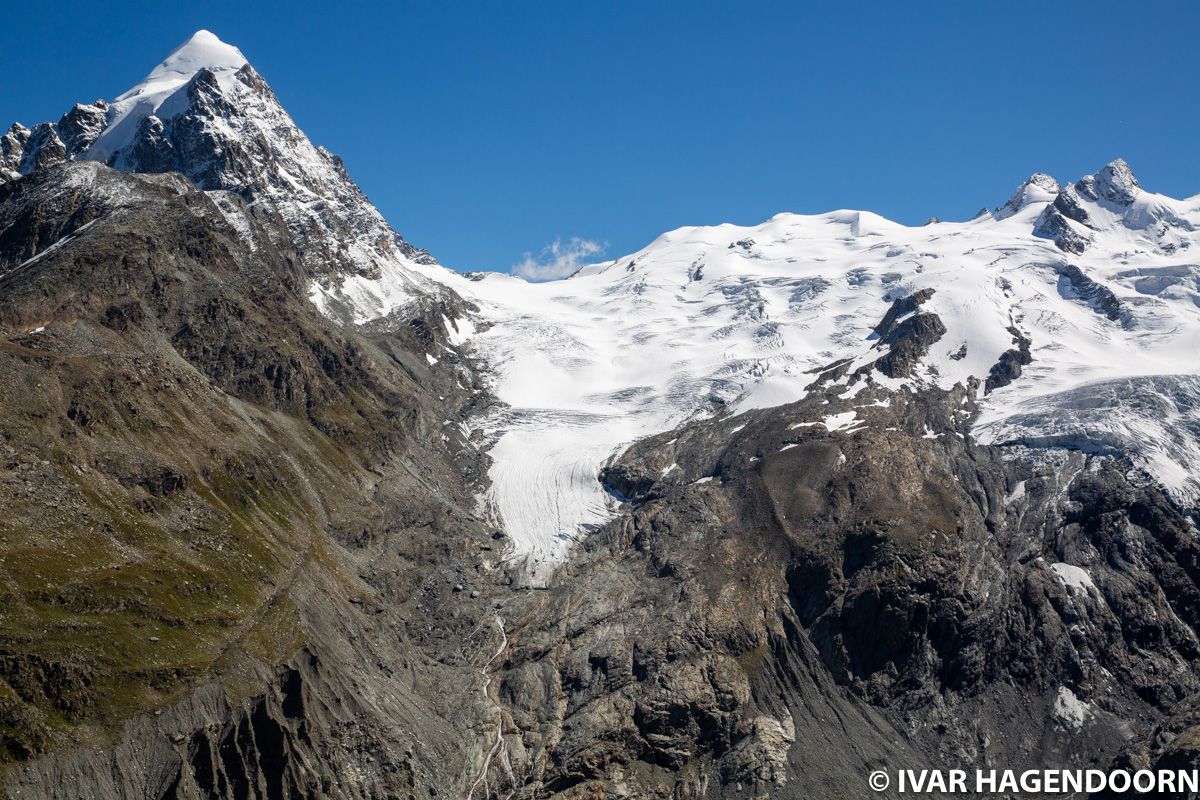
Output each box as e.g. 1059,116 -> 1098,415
1076,158 -> 1140,205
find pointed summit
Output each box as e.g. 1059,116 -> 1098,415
142,30 -> 247,85
87,30 -> 248,162
0,27 -> 438,298
1076,158 -> 1140,205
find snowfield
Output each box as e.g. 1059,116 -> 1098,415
377,163 -> 1199,574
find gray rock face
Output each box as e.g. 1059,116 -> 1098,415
1034,204 -> 1092,254
56,102 -> 108,154
874,311 -> 946,378
0,103 -> 109,185
126,61 -> 435,279
480,377 -> 1200,797
0,124 -> 30,182
984,325 -> 1032,393
867,288 -> 947,378
1054,262 -> 1127,323
20,124 -> 68,174
1052,182 -> 1092,225
1077,158 -> 1140,206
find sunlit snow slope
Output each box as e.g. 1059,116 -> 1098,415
425,162 -> 1200,575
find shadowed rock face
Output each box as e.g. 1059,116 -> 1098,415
1055,262 -> 1128,324
873,312 -> 946,379
1035,204 -> 1092,254
1077,159 -> 1140,206
984,325 -> 1033,393
0,162 -> 508,798
465,380 -> 1200,797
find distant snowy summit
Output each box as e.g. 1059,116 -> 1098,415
1024,159 -> 1194,255
426,159 -> 1200,570
86,29 -> 251,166
0,30 -> 439,322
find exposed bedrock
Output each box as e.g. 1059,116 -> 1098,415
2,106 -> 1200,800
455,381 -> 1200,797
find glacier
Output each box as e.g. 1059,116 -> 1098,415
425,171 -> 1200,574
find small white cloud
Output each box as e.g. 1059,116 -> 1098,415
513,237 -> 604,281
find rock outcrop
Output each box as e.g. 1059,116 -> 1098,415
470,379 -> 1200,797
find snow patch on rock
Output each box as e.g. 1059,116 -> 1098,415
1051,563 -> 1096,594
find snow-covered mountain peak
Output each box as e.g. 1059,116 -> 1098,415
1,30 -> 444,319
1077,158 -> 1140,206
152,29 -> 247,79
88,30 -> 248,163
999,172 -> 1061,217
1030,159 -> 1192,254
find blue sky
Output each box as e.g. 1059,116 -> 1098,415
2,1 -> 1197,275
